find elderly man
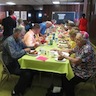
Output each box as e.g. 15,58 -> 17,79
2,27 -> 34,96
58,33 -> 96,96
39,21 -> 53,36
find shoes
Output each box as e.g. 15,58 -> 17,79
11,90 -> 23,96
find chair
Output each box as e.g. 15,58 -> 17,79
0,51 -> 12,86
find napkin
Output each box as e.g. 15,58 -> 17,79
36,56 -> 48,61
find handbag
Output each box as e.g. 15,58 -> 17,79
46,84 -> 63,96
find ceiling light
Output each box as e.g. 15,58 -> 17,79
6,2 -> 16,5
53,1 -> 60,4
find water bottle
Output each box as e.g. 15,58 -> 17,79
50,39 -> 53,45
52,33 -> 55,40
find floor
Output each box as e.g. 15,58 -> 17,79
0,37 -> 96,96
0,61 -> 62,96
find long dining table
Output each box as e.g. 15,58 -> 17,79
18,40 -> 74,80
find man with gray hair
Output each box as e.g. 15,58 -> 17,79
2,27 -> 34,96
39,21 -> 53,36
58,33 -> 96,96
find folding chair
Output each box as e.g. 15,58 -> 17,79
0,51 -> 12,86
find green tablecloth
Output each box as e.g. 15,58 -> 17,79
18,42 -> 74,80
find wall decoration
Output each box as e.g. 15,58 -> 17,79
21,11 -> 27,20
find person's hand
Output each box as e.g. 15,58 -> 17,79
24,48 -> 31,53
34,43 -> 39,48
58,55 -> 64,60
58,50 -> 62,55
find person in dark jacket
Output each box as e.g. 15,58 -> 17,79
2,9 -> 16,40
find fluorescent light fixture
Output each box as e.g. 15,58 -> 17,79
60,1 -> 84,5
6,2 -> 16,5
53,1 -> 60,4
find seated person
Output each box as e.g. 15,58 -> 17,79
68,29 -> 77,49
23,23 -> 40,48
67,22 -> 76,32
2,27 -> 34,96
58,33 -> 96,96
39,21 -> 53,36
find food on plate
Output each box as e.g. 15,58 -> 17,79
29,50 -> 38,54
58,56 -> 64,60
39,37 -> 47,44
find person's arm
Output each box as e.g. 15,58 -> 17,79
24,34 -> 35,47
62,55 -> 82,65
6,41 -> 26,59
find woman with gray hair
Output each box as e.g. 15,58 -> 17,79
58,33 -> 96,96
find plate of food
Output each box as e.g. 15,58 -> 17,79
27,50 -> 38,56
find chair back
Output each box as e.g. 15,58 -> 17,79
0,51 -> 10,75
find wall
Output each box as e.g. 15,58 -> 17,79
0,5 -> 34,23
0,4 -> 84,23
43,5 -> 83,21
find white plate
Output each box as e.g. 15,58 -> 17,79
62,52 -> 69,56
30,50 -> 35,53
55,58 -> 66,62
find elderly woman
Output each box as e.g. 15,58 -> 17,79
58,33 -> 96,96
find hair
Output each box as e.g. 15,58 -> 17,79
73,27 -> 80,31
67,23 -> 76,27
46,21 -> 52,28
17,18 -> 23,25
8,9 -> 14,16
76,32 -> 87,43
82,13 -> 85,18
31,23 -> 40,29
13,27 -> 23,34
69,29 -> 78,37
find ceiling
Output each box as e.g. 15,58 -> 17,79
0,0 -> 84,5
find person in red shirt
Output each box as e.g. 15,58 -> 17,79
79,14 -> 88,31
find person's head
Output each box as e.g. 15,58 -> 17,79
46,21 -> 52,28
73,27 -> 80,31
31,23 -> 40,34
67,23 -> 76,30
60,24 -> 65,30
13,27 -> 25,40
69,29 -> 78,41
82,13 -> 85,18
17,18 -> 23,25
75,33 -> 86,47
80,31 -> 89,39
8,9 -> 14,16
51,19 -> 56,24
